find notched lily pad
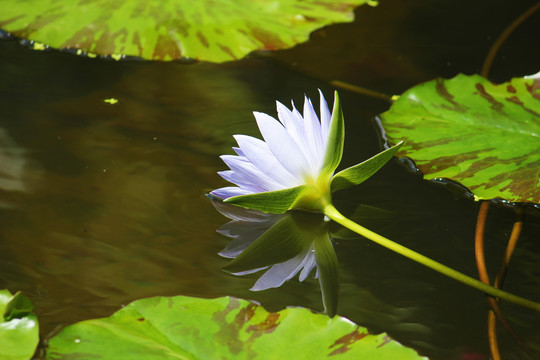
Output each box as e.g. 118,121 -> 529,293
0,290 -> 39,360
0,0 -> 370,62
46,295 -> 426,359
378,73 -> 540,206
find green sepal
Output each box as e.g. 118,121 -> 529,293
330,141 -> 403,192
223,213 -> 314,273
320,91 -> 345,180
224,185 -> 310,214
313,235 -> 339,317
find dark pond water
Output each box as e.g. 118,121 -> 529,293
1,0 -> 539,359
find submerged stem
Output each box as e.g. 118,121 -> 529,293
488,311 -> 501,360
495,214 -> 523,289
330,80 -> 393,103
481,1 -> 540,77
474,201 -> 504,360
475,201 -> 491,285
322,203 -> 540,312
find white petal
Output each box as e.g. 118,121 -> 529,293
276,101 -> 309,151
290,101 -> 319,176
232,147 -> 244,156
210,186 -> 252,199
276,101 -> 316,172
221,155 -> 283,191
218,170 -> 265,193
303,96 -> 324,166
253,111 -> 312,182
318,90 -> 332,148
234,135 -> 299,188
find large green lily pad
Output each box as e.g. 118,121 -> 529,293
0,0 -> 369,62
0,290 -> 39,360
47,295 -> 425,359
379,73 -> 540,205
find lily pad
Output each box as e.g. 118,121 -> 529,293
0,0 -> 369,62
47,295 -> 425,359
0,290 -> 39,360
378,73 -> 540,205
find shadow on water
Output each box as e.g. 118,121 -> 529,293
0,0 -> 539,359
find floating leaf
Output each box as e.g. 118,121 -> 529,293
47,295 -> 425,359
0,0 -> 369,62
0,290 -> 39,360
3,291 -> 35,322
378,73 -> 540,205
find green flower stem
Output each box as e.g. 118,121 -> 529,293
323,203 -> 540,312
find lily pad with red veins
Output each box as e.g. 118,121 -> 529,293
0,0 -> 370,62
378,73 -> 540,205
46,295 -> 426,359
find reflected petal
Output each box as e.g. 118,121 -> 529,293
230,267 -> 268,276
299,246 -> 317,281
211,199 -> 278,223
251,245 -> 315,291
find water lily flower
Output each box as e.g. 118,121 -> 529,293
211,90 -> 402,214
207,91 -> 540,313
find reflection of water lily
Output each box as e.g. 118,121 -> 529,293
211,197 -> 338,315
220,233 -> 317,292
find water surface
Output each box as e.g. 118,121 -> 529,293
1,1 -> 539,359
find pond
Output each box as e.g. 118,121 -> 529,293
0,0 -> 539,359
